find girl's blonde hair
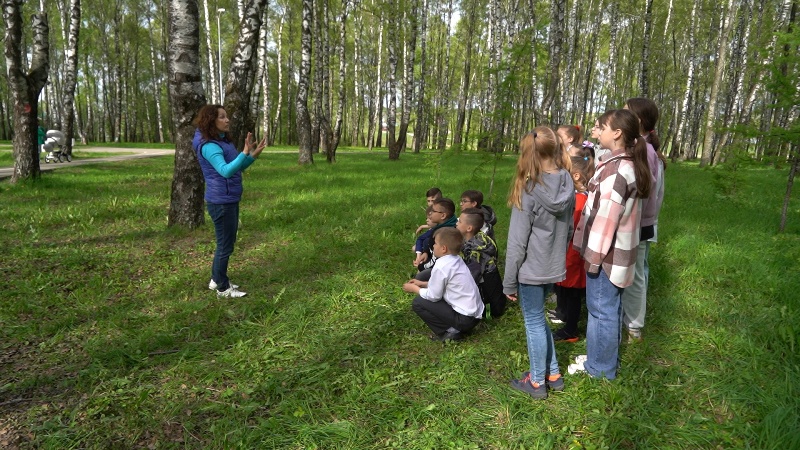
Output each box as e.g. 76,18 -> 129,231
508,127 -> 569,209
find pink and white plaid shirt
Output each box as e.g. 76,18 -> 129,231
572,152 -> 642,288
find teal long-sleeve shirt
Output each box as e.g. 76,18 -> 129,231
201,142 -> 255,178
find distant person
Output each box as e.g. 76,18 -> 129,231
37,122 -> 46,153
403,228 -> 484,342
548,155 -> 595,342
457,207 -> 506,318
621,97 -> 667,342
459,189 -> 497,240
504,127 -> 574,399
193,104 -> 266,298
569,109 -> 652,379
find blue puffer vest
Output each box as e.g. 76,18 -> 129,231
193,129 -> 244,204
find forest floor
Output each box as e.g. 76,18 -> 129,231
0,152 -> 798,449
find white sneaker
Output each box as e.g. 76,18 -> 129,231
568,354 -> 587,375
209,279 -> 239,290
217,287 -> 247,298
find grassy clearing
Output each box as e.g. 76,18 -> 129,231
0,152 -> 798,449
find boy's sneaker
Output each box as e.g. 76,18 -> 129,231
567,355 -> 587,375
552,328 -> 580,343
510,372 -> 547,399
209,279 -> 239,290
217,287 -> 247,298
547,309 -> 564,324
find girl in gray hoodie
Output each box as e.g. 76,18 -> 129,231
504,127 -> 575,400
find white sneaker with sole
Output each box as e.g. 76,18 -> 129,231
568,354 -> 588,375
209,279 -> 239,290
217,287 -> 247,298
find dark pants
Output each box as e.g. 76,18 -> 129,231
554,285 -> 585,334
479,270 -> 507,318
207,202 -> 239,291
412,296 -> 480,336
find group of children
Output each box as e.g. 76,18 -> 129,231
402,97 -> 667,400
402,188 -> 505,342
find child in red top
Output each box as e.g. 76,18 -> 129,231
549,153 -> 595,342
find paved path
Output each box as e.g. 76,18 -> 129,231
0,147 -> 174,180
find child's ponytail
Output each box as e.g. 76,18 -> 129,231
631,137 -> 652,199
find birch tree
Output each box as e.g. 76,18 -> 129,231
222,0 -> 269,151
166,0 -> 206,228
296,0 -> 313,165
4,0 -> 50,182
700,0 -> 738,167
60,0 -> 81,155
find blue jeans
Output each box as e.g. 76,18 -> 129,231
207,202 -> 239,291
585,268 -> 624,379
518,283 -> 560,384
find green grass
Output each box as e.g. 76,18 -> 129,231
1,152 -> 798,449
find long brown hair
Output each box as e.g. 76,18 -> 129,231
508,127 -> 568,209
625,97 -> 667,169
597,109 -> 652,198
193,104 -> 230,142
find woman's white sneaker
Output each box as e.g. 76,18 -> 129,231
568,354 -> 588,375
217,287 -> 247,298
209,280 -> 239,290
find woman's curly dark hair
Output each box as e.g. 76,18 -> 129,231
193,104 -> 230,142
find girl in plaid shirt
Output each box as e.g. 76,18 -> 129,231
569,109 -> 653,380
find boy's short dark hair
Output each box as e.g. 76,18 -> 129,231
426,187 -> 442,198
460,207 -> 485,230
433,198 -> 456,218
434,227 -> 463,255
460,190 -> 484,206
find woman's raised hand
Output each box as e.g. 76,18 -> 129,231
244,132 -> 267,158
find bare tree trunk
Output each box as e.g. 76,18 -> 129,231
389,0 -> 416,159
222,0 -> 269,151
412,0 -> 428,153
260,6 -> 271,144
368,21 -> 383,151
311,0 -> 322,154
435,0 -> 453,150
60,0 -> 80,155
639,0 -> 654,97
700,0 -> 737,167
672,1 -> 698,162
296,0 -> 314,164
4,0 -> 49,182
250,6 -> 268,143
328,0 -> 349,161
540,0 -> 565,123
271,11 -> 285,145
202,0 -> 219,103
780,144 -> 799,232
166,0 -> 206,228
145,12 -> 165,143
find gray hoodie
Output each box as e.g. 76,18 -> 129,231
503,170 -> 575,292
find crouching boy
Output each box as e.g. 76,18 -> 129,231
403,228 -> 484,342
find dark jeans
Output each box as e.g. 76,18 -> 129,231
207,202 -> 239,291
412,296 -> 479,336
554,285 -> 585,335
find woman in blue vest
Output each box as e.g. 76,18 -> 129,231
193,104 -> 266,298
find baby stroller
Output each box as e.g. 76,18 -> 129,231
42,130 -> 71,163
